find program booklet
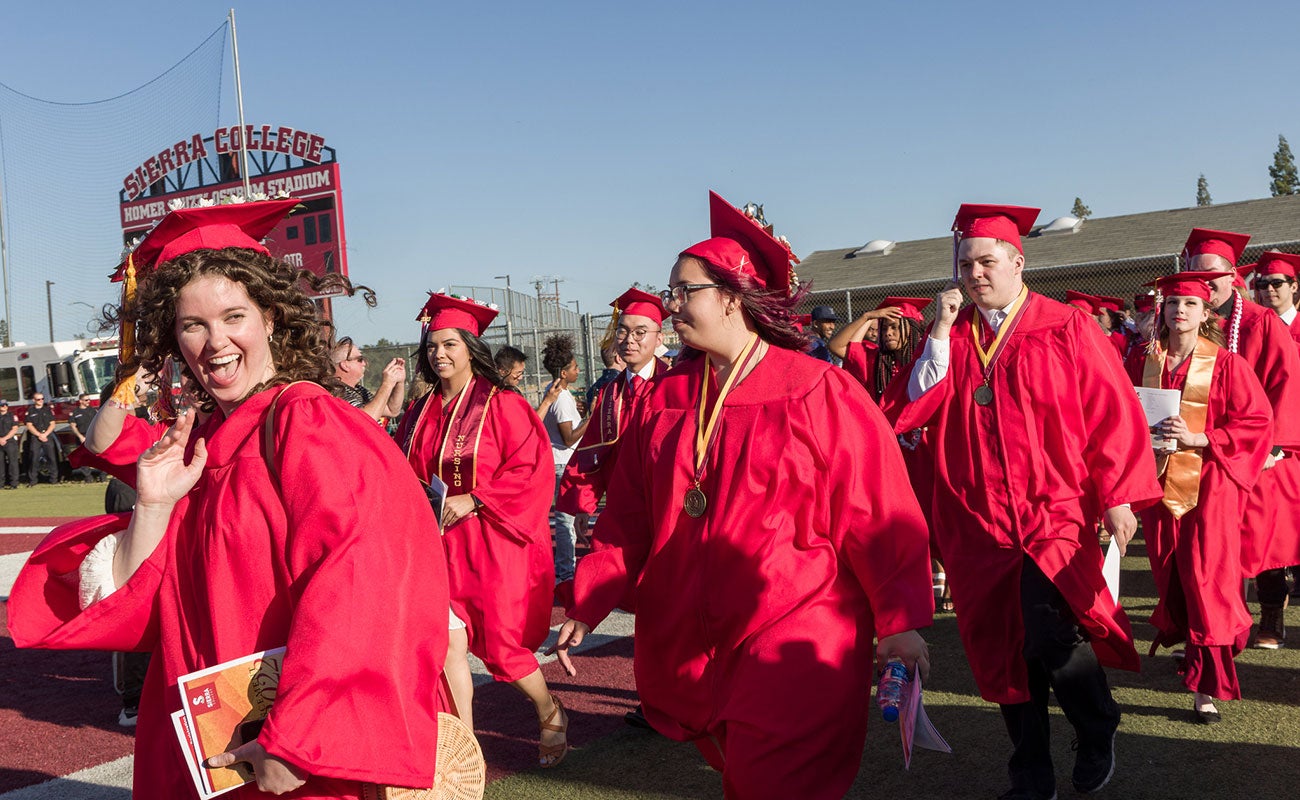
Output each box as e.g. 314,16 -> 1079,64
175,646 -> 286,797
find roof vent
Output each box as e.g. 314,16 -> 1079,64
1041,215 -> 1082,234
852,239 -> 896,256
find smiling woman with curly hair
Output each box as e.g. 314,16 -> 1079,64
9,201 -> 457,800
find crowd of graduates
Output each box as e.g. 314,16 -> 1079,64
5,193 -> 1299,800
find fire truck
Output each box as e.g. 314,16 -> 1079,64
0,338 -> 120,474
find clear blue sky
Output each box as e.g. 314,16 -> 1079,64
2,0 -> 1298,345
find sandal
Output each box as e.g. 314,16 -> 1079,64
539,695 -> 570,768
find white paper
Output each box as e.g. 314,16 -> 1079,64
1133,386 -> 1181,452
1102,538 -> 1121,605
899,669 -> 952,769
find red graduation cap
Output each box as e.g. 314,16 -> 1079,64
1254,251 -> 1300,280
679,191 -> 800,296
1093,295 -> 1124,313
1065,290 -> 1098,313
611,287 -> 667,325
417,292 -> 499,338
877,296 -> 932,322
1148,271 -> 1234,302
1181,227 -> 1251,269
112,198 -> 300,281
1133,292 -> 1155,313
793,313 -> 812,332
952,203 -> 1040,254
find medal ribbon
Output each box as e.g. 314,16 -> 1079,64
971,284 -> 1030,373
1142,339 -> 1215,519
694,333 -> 762,481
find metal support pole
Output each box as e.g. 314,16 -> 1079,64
580,313 -> 593,386
229,9 -> 252,199
45,281 -> 54,340
845,289 -> 853,321
0,172 -> 10,346
495,274 -> 514,346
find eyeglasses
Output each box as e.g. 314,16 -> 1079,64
659,284 -> 722,308
1256,278 -> 1293,289
614,326 -> 656,342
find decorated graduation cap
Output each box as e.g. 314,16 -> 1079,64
1065,290 -> 1098,313
1181,227 -> 1251,270
611,287 -> 667,325
417,291 -> 499,338
1253,251 -> 1300,279
109,197 -> 301,410
679,191 -> 801,296
1133,292 -> 1155,313
1147,271 -> 1234,302
877,296 -> 932,322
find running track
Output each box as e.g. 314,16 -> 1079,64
0,522 -> 638,797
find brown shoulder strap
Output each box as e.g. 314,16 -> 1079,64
262,382 -> 314,484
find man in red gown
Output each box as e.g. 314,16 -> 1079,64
1182,230 -> 1300,649
558,287 -> 668,557
883,204 -> 1161,800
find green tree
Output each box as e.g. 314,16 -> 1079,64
1196,174 -> 1212,207
1270,134 -> 1299,196
372,337 -> 394,348
0,319 -> 7,347
1071,197 -> 1092,220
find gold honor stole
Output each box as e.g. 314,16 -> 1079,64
402,376 -> 497,493
1142,339 -> 1217,518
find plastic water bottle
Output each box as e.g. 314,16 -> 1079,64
876,658 -> 910,722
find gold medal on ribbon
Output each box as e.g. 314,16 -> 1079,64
687,334 -> 762,521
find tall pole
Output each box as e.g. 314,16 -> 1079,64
0,162 -> 10,346
229,9 -> 252,199
45,281 -> 54,341
495,274 -> 514,346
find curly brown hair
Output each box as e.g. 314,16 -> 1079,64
107,247 -> 375,413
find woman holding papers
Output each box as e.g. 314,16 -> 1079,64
1127,271 -> 1272,723
393,292 -> 568,767
552,192 -> 934,799
8,200 -> 452,799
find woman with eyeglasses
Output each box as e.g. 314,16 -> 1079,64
1127,272 -> 1271,723
552,192 -> 933,798
393,292 -> 569,767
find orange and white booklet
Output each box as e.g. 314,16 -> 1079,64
174,646 -> 287,798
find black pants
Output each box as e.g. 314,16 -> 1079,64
27,438 -> 59,484
1257,568 -> 1289,608
0,440 -> 18,487
998,557 -> 1120,797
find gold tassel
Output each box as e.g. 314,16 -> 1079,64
110,254 -> 139,406
599,303 -> 621,352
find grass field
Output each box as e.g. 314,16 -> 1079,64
489,539 -> 1300,799
0,481 -> 110,519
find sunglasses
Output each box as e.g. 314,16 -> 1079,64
1256,278 -> 1293,289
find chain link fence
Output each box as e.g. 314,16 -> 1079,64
798,240 -> 1300,327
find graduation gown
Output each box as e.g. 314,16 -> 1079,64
556,359 -> 667,517
9,384 -> 450,800
1129,347 -> 1270,660
395,376 -> 554,682
571,346 -> 932,800
882,294 -> 1162,705
1224,299 -> 1300,576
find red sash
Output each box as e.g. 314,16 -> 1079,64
402,375 -> 497,495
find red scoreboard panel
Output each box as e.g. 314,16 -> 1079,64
119,126 -> 348,281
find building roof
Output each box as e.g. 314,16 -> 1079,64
797,194 -> 1300,292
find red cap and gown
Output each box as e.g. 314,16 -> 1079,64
1251,252 -> 1300,347
395,292 -> 557,683
1128,272 -> 1272,698
11,200 -> 453,799
882,203 -> 1162,704
842,297 -> 932,398
1182,230 -> 1300,579
557,288 -> 668,532
570,192 -> 932,798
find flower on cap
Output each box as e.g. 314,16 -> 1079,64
167,199 -> 187,212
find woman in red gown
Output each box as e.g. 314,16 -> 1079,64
9,201 -> 451,799
553,192 -> 934,799
1129,272 -> 1272,723
393,292 -> 569,766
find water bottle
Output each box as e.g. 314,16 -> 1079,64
876,658 -> 910,722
